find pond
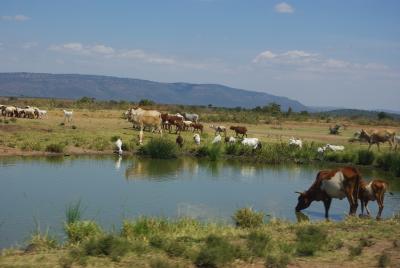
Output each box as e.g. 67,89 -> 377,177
0,155 -> 399,248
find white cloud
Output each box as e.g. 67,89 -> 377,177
22,42 -> 38,49
253,50 -> 318,64
322,59 -> 350,69
48,42 -> 210,70
275,2 -> 294,14
1,14 -> 30,21
253,49 -> 391,75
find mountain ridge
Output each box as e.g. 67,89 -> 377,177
0,72 -> 308,111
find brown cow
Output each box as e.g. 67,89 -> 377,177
192,123 -> 204,134
359,129 -> 396,151
295,166 -> 361,219
230,126 -> 247,138
359,179 -> 392,220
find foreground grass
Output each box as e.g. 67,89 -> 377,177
1,215 -> 400,267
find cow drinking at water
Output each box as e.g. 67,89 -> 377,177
295,166 -> 361,219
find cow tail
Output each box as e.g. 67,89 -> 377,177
354,168 -> 361,204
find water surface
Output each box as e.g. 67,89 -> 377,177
0,155 -> 399,248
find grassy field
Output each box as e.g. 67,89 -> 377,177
1,211 -> 399,268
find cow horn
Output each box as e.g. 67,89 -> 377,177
295,191 -> 303,195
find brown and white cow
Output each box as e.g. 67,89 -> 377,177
295,166 -> 361,219
359,179 -> 392,220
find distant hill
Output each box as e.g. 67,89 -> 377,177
0,72 -> 308,111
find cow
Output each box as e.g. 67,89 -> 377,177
63,110 -> 73,123
359,179 -> 392,220
241,138 -> 261,149
210,125 -> 227,136
289,137 -> 302,148
128,107 -> 163,144
183,113 -> 199,123
295,166 -> 361,219
359,129 -> 396,151
191,123 -> 204,134
230,126 -> 247,138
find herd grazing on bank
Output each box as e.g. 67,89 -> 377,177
0,102 -> 397,219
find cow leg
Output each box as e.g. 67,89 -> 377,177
360,199 -> 365,216
376,193 -> 384,220
364,200 -> 371,216
346,191 -> 358,216
323,198 -> 332,219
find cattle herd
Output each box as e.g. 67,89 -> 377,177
0,105 -> 47,119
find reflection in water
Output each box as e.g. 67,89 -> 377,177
115,156 -> 122,170
295,211 -> 310,222
177,203 -> 218,220
125,157 -> 200,180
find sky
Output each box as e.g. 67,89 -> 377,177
0,0 -> 399,110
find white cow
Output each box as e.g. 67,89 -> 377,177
115,138 -> 123,155
63,110 -> 73,123
212,134 -> 222,144
242,138 -> 261,149
228,136 -> 237,143
193,134 -> 201,145
129,107 -> 162,144
289,137 -> 303,148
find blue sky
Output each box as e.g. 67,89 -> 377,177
0,0 -> 399,110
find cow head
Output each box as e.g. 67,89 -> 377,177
295,191 -> 312,212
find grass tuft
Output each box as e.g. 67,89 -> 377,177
233,207 -> 264,228
295,225 -> 328,256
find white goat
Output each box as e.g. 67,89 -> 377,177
212,134 -> 222,144
63,110 -> 73,123
241,138 -> 261,149
115,138 -> 123,155
325,144 -> 345,151
228,136 -> 237,143
193,134 -> 201,145
289,137 -> 303,148
37,109 -> 47,119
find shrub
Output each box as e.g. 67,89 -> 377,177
121,218 -> 169,239
45,143 -> 65,153
64,221 -> 102,244
83,235 -> 131,261
376,152 -> 400,177
195,235 -> 238,267
295,225 -> 328,256
233,207 -> 264,228
71,125 -> 77,129
110,135 -> 120,142
21,141 -> 42,151
26,230 -> 58,252
65,200 -> 82,224
208,144 -> 223,161
139,138 -> 177,159
247,231 -> 271,257
348,245 -> 363,257
378,252 -> 391,267
357,150 -> 375,165
265,253 -> 291,268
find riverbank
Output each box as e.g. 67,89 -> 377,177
1,214 -> 399,267
1,109 -> 399,177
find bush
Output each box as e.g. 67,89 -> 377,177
195,235 -> 238,267
232,207 -> 264,228
357,150 -> 375,165
21,141 -> 42,151
247,231 -> 271,257
376,152 -> 400,177
26,230 -> 58,252
71,125 -> 77,129
121,218 -> 169,239
45,143 -> 65,153
295,225 -> 328,256
378,252 -> 391,267
64,221 -> 102,244
265,253 -> 291,268
139,138 -> 177,159
208,144 -> 223,161
83,235 -> 131,261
